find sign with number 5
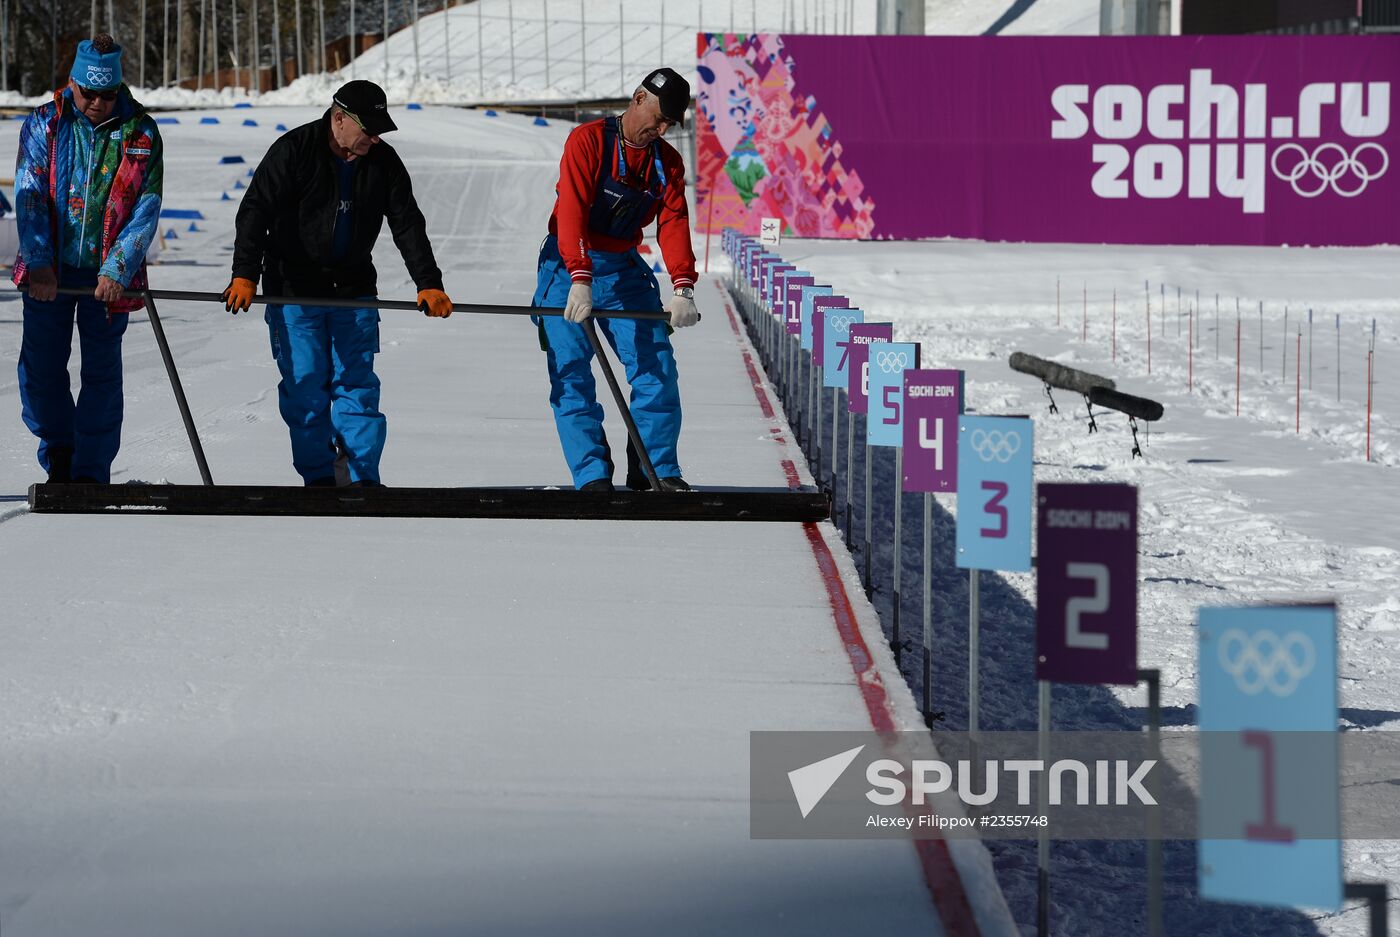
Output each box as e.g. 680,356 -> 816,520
1035,483 -> 1138,684
956,415 -> 1032,571
865,343 -> 920,448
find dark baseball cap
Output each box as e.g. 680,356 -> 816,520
641,67 -> 691,127
332,80 -> 397,136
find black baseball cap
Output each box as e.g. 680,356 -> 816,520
332,80 -> 397,136
641,67 -> 691,127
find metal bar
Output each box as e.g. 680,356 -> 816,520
1037,678 -> 1051,936
830,386 -> 838,495
863,441 -> 872,596
891,447 -> 903,664
844,409 -> 854,545
22,287 -> 671,321
144,294 -> 215,485
921,491 -> 932,725
1343,882 -> 1389,937
1138,667 -> 1162,937
969,567 -> 979,734
30,482 -> 832,521
583,319 -> 662,490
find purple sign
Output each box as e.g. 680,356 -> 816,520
846,323 -> 893,414
1036,483 -> 1139,686
767,263 -> 795,309
810,296 -> 849,367
698,35 -> 1400,246
782,277 -> 815,334
759,255 -> 783,300
902,370 -> 964,494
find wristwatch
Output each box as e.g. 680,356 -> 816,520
673,286 -> 695,298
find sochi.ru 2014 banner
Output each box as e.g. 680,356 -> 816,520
694,34 -> 1399,246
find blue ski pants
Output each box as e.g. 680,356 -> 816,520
265,303 -> 384,484
18,266 -> 129,483
531,236 -> 682,488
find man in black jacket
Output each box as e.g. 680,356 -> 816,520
222,80 -> 452,487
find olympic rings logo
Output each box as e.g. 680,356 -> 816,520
827,314 -> 856,334
1217,628 -> 1315,697
1271,142 -> 1389,198
874,350 -> 909,373
970,429 -> 1022,463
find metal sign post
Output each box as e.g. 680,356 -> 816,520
1034,483 -> 1139,937
903,368 -> 963,673
867,342 -> 919,647
847,323 -> 894,585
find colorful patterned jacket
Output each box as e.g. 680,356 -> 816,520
12,86 -> 163,314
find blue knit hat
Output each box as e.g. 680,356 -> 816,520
70,38 -> 123,90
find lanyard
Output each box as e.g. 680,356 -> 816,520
612,121 -> 667,194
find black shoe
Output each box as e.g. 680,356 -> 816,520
579,479 -> 615,492
45,446 -> 74,484
306,476 -> 337,487
655,476 -> 692,492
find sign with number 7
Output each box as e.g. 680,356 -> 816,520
1035,483 -> 1138,685
956,415 -> 1032,571
822,308 -> 864,388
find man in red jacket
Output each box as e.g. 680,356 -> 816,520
531,67 -> 699,493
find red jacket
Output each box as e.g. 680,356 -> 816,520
547,119 -> 697,289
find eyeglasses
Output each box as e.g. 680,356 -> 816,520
75,85 -> 119,103
334,104 -> 373,136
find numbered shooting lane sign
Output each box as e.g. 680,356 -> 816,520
866,343 -> 920,447
846,323 -> 894,414
1035,483 -> 1138,685
743,244 -> 760,288
759,255 -> 784,301
782,276 -> 815,334
799,286 -> 834,350
956,416 -> 1033,572
902,370 -> 964,493
810,296 -> 850,367
767,263 -> 795,310
822,308 -> 864,388
1198,604 -> 1340,911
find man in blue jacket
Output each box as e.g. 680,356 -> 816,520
12,34 -> 162,484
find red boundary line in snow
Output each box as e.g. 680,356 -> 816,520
718,284 -> 982,937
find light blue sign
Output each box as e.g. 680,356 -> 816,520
1198,604 -> 1340,912
866,342 -> 918,447
799,286 -> 833,351
823,308 -> 864,388
955,416 -> 1033,571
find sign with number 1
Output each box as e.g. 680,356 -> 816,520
1198,603 -> 1340,911
956,416 -> 1033,572
866,343 -> 919,448
781,275 -> 814,334
902,370 -> 963,493
1035,483 -> 1138,685
767,264 -> 795,309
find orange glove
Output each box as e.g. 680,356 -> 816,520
222,277 -> 257,314
418,288 -> 453,318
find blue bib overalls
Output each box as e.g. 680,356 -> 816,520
532,118 -> 682,488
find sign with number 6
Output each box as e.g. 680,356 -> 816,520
1035,483 -> 1138,685
956,415 -> 1033,571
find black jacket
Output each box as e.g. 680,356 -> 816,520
232,110 -> 443,298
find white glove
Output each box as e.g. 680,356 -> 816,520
564,281 -> 593,323
667,291 -> 699,329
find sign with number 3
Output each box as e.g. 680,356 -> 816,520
956,415 -> 1033,572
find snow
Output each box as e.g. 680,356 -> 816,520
0,0 -> 1394,931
